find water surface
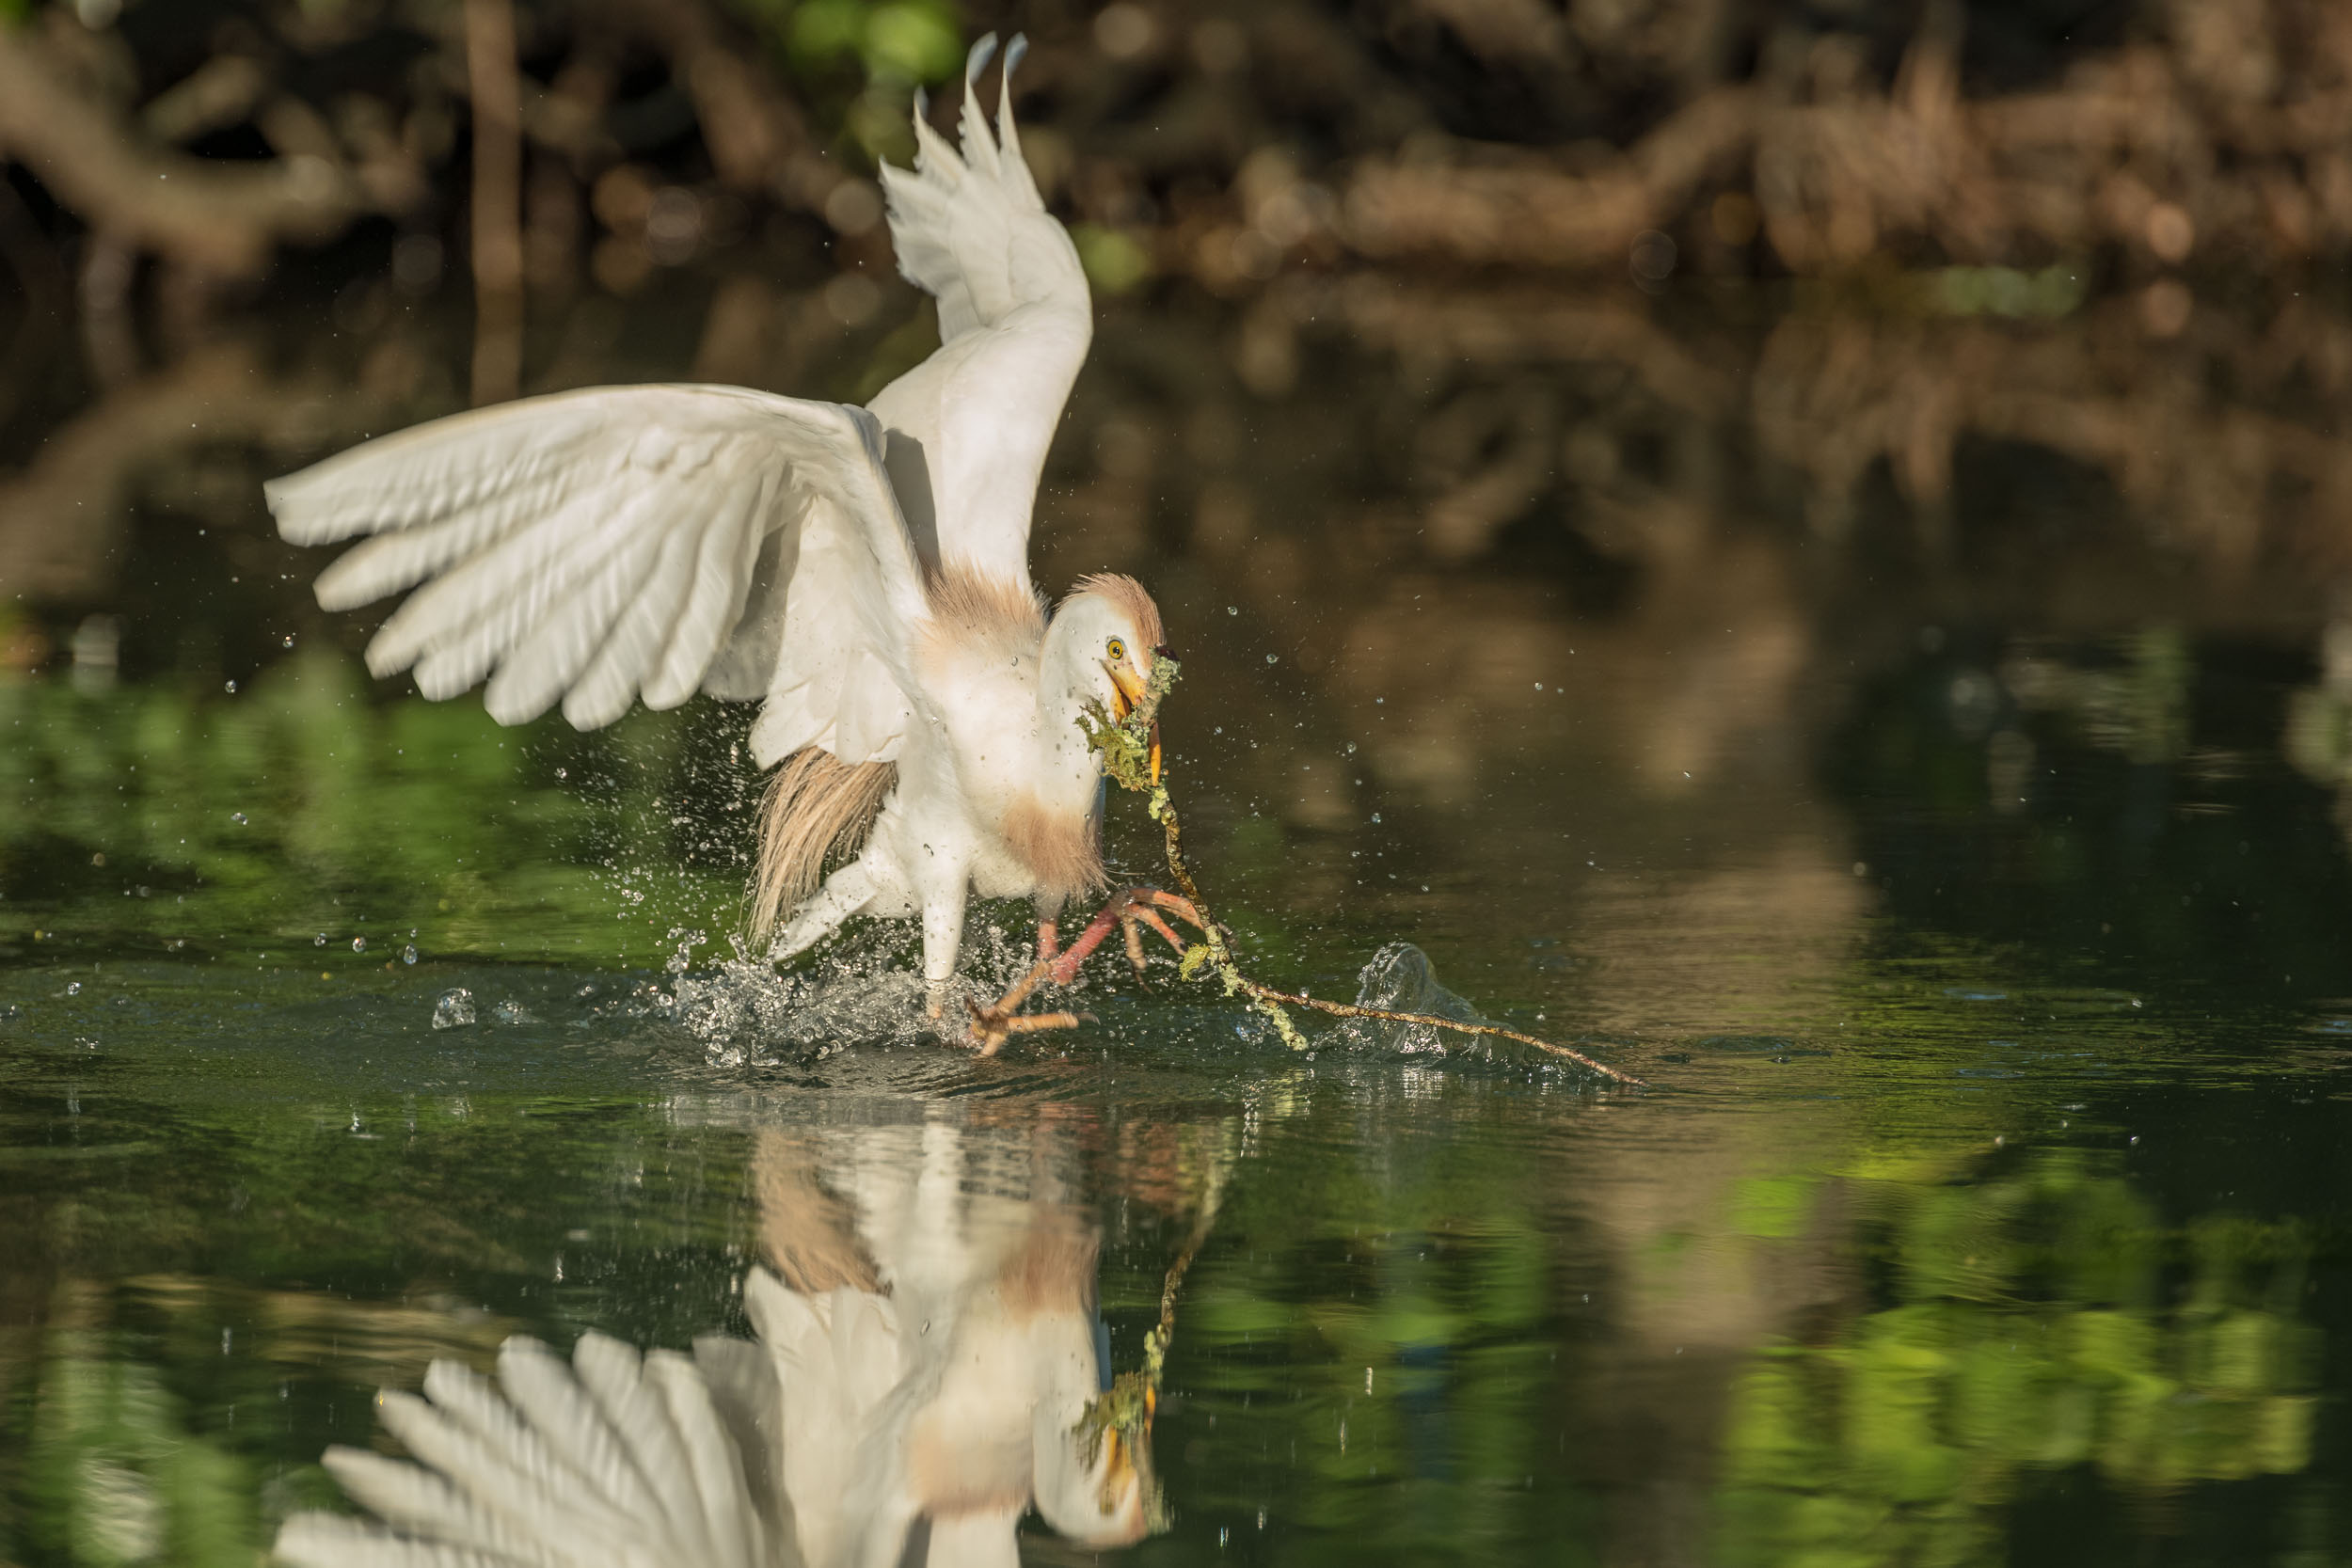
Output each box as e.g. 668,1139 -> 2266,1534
7,291 -> 2352,1566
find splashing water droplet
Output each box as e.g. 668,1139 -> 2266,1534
313,933 -> 326,947
1266,653 -> 1279,664
431,989 -> 476,1029
223,680 -> 238,695
555,767 -> 567,781
230,812 -> 246,826
66,982 -> 82,996
403,944 -> 418,965
352,936 -> 366,954
281,635 -> 294,649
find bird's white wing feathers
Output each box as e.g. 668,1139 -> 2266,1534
265,385 -> 930,767
272,1333 -> 786,1568
867,35 -> 1091,591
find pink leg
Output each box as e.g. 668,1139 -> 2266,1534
962,894 -> 1207,1053
1046,888 -> 1205,987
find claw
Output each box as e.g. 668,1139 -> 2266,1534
963,992 -> 1091,1056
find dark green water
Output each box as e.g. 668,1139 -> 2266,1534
9,298 -> 2352,1566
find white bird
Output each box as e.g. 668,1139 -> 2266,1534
263,36 -> 1197,1042
271,1118 -> 1160,1568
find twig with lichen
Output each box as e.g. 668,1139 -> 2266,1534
1082,657 -> 1645,1087
1073,1155 -> 1223,1529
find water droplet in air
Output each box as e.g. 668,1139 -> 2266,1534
230,812 -> 247,826
66,982 -> 82,996
556,767 -> 567,780
313,933 -> 326,947
403,944 -> 418,965
1227,605 -> 1238,615
431,989 -> 476,1029
280,635 -> 294,649
1371,813 -> 1382,824
352,936 -> 366,954
1266,653 -> 1279,664
223,680 -> 238,694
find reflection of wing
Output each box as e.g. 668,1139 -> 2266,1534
741,1268 -> 903,1568
867,36 -> 1090,593
266,386 -> 930,768
274,1332 -> 787,1568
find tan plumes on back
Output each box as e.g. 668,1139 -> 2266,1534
1069,573 -> 1163,649
922,564 -> 1045,661
751,749 -> 897,944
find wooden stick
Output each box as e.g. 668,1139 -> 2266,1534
1229,980 -> 1645,1085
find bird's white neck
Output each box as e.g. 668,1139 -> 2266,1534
1031,618 -> 1107,816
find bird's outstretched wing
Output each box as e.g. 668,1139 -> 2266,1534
265,385 -> 929,767
867,34 -> 1091,593
272,1332 -> 787,1568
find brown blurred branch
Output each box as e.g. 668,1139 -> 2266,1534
592,0 -> 869,228
465,0 -> 525,404
0,17 -> 363,277
0,341 -> 359,602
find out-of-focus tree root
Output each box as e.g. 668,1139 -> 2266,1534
1080,659 -> 1646,1087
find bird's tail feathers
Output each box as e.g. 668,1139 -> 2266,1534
750,748 -> 897,946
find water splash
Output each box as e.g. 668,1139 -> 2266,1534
1329,942 -> 1490,1057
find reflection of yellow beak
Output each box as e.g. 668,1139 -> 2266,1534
1106,664 -> 1163,784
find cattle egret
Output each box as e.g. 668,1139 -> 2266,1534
265,36 -> 1199,1042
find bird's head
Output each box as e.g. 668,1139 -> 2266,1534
1052,575 -> 1170,782
1036,1369 -> 1165,1545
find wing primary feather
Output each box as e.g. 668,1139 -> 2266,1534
371,484 -> 618,681
373,1387 -> 608,1547
643,461 -> 780,708
317,1449 -> 547,1564
266,394 -> 612,546
646,1351 -> 762,1568
310,456 -> 606,611
481,497 -> 671,725
960,34 -> 1002,182
491,1337 -> 668,1529
273,1511 -> 520,1568
563,509 -> 709,730
571,1333 -> 712,1560
995,36 -> 1042,210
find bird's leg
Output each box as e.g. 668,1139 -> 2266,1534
1045,888 -> 1206,987
963,960 -> 1089,1054
959,911 -> 1090,1054
961,893 -> 1205,1054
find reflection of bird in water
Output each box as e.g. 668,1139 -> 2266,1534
275,1121 -> 1156,1567
262,38 -> 1195,1040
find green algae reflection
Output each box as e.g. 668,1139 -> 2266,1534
1719,1151 -> 2317,1567
0,652 -> 761,967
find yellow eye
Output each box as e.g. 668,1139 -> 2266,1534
1106,637 -> 1127,662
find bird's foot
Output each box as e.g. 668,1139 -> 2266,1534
961,962 -> 1093,1054
1044,888 -> 1210,987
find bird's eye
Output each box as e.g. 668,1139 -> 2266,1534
1106,638 -> 1127,662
